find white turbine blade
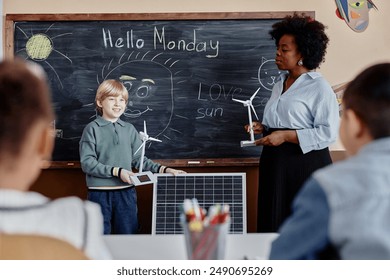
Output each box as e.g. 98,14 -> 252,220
232,98 -> 247,105
143,121 -> 147,137
149,137 -> 162,142
250,87 -> 260,102
250,104 -> 259,120
134,141 -> 146,155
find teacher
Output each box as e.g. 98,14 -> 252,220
248,14 -> 339,232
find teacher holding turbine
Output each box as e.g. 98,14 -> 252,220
246,14 -> 339,233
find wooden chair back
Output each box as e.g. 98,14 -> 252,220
0,233 -> 88,260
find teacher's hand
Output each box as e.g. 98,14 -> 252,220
245,121 -> 264,135
255,130 -> 298,146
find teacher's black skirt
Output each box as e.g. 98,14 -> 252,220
257,129 -> 332,233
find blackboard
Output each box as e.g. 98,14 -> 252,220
6,12 -> 313,166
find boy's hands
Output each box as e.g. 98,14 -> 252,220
119,168 -> 186,184
165,168 -> 186,176
120,169 -> 135,184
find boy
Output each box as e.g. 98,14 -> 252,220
269,63 -> 390,259
79,79 -> 184,234
0,59 -> 110,259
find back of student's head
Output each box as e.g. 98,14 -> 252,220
0,59 -> 54,159
343,63 -> 390,139
95,79 -> 128,115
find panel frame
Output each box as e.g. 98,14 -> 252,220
152,172 -> 247,235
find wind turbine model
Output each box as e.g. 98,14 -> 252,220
232,87 -> 260,147
131,121 -> 162,186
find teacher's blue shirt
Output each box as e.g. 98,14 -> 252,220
262,72 -> 339,154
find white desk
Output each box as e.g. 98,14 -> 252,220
103,233 -> 278,260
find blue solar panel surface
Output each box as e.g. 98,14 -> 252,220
153,173 -> 246,235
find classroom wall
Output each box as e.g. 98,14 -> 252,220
3,0 -> 390,85
2,0 -> 386,232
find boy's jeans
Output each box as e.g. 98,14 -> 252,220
88,187 -> 138,234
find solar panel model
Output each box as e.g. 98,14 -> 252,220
152,173 -> 247,235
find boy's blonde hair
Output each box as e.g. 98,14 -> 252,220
95,79 -> 128,115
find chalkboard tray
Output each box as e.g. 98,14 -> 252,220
5,12 -> 313,167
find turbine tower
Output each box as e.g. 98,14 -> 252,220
232,88 -> 260,147
134,121 -> 162,173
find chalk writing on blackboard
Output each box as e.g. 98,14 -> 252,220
102,27 -> 220,58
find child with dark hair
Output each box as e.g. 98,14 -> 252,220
0,59 -> 111,259
270,63 -> 390,259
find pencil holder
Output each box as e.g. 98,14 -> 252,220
183,219 -> 230,260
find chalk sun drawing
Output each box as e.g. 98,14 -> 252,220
15,23 -> 73,89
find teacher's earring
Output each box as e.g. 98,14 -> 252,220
297,59 -> 303,66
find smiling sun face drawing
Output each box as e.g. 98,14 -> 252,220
97,51 -> 184,142
15,24 -> 72,89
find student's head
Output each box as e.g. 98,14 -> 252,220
0,59 -> 54,190
269,13 -> 329,70
340,63 -> 390,155
95,79 -> 129,120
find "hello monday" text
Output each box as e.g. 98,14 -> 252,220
102,26 -> 220,58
